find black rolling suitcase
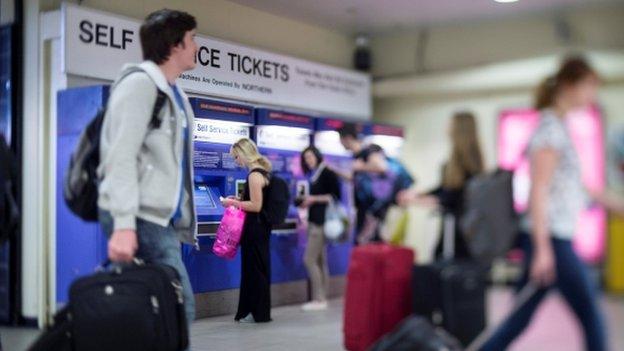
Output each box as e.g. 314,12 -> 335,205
413,214 -> 487,346
29,260 -> 189,351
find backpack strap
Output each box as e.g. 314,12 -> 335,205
148,90 -> 167,130
250,168 -> 270,178
112,68 -> 167,130
250,168 -> 271,188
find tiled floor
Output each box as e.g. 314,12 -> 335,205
2,288 -> 623,351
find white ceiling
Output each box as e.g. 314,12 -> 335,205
229,0 -> 624,34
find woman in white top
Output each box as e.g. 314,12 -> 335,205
481,57 -> 624,351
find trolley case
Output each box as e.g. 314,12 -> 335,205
412,214 -> 487,346
343,244 -> 414,351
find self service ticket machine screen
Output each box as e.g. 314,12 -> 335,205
189,98 -> 255,236
254,108 -> 314,283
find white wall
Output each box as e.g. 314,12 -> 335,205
370,4 -> 624,77
374,78 -> 624,192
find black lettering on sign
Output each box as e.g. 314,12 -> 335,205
95,23 -> 108,47
252,57 -> 262,76
241,56 -> 252,74
197,46 -> 221,68
78,20 -> 134,50
79,20 -> 93,43
281,65 -> 290,82
228,52 -> 238,71
122,29 -> 133,49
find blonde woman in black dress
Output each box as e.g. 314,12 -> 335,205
221,138 -> 273,323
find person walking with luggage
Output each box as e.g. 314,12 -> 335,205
481,57 -> 614,351
398,111 -> 484,260
297,146 -> 341,311
97,8 -> 199,338
221,138 -> 273,323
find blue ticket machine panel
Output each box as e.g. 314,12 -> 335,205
56,86 -> 110,304
254,108 -> 315,283
183,98 -> 254,293
313,118 -> 365,275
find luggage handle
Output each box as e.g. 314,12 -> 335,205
442,214 -> 455,260
465,282 -> 539,351
96,258 -> 146,273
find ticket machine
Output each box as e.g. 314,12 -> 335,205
182,98 -> 255,294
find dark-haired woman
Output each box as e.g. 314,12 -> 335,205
297,146 -> 341,311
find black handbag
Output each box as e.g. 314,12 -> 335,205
29,260 -> 189,351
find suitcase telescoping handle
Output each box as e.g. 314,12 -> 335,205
465,282 -> 539,351
442,213 -> 455,260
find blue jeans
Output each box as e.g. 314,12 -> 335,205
99,211 -> 196,335
481,234 -> 606,351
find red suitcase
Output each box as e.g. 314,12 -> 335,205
343,244 -> 415,351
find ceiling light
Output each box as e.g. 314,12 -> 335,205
494,0 -> 519,3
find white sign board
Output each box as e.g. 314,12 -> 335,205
256,126 -> 310,152
193,119 -> 250,145
62,3 -> 371,119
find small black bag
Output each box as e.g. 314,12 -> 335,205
252,169 -> 290,225
28,261 -> 189,351
370,315 -> 463,351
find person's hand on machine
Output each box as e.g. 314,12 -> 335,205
108,229 -> 138,263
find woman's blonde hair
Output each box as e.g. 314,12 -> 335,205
443,111 -> 484,190
231,138 -> 272,172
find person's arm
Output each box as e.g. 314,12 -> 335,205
331,166 -> 353,181
355,151 -> 387,174
590,190 -> 624,218
302,170 -> 341,207
528,147 -> 559,286
222,172 -> 265,213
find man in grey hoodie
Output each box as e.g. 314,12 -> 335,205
97,9 -> 198,332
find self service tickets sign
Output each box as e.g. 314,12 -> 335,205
61,3 -> 371,119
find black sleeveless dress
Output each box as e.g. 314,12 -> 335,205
235,169 -> 272,322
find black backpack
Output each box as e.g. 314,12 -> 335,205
252,169 -> 290,226
63,70 -> 166,222
0,134 -> 19,244
460,169 -> 519,265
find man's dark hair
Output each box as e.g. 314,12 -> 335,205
140,9 -> 197,64
337,122 -> 358,139
301,146 -> 324,175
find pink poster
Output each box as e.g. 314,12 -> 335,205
498,107 -> 606,263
